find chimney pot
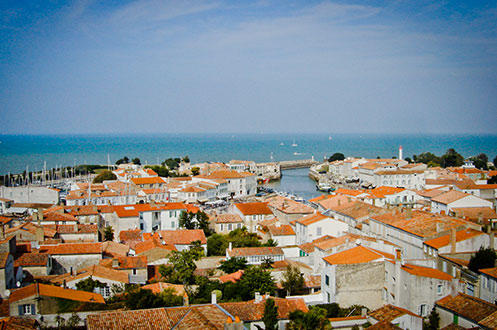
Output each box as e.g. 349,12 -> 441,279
211,291 -> 217,304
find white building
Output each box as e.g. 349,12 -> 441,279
295,213 -> 348,245
0,186 -> 59,205
431,190 -> 493,215
226,245 -> 284,265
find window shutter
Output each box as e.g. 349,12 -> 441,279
31,304 -> 35,315
18,305 -> 23,316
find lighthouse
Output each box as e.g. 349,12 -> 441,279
399,146 -> 403,160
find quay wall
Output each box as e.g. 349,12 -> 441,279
278,159 -> 318,170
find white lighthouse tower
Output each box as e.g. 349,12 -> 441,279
399,146 -> 403,160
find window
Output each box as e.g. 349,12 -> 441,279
327,292 -> 331,303
437,284 -> 443,295
316,227 -> 322,236
133,268 -> 137,275
171,221 -> 175,229
19,304 -> 34,315
325,275 -> 329,286
228,224 -> 232,231
419,304 -> 428,317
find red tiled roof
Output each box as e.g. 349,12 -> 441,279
220,297 -> 308,321
323,246 -> 394,265
14,253 -> 48,267
51,265 -> 129,285
234,202 -> 273,216
424,229 -> 484,249
134,239 -> 177,255
227,246 -> 283,258
158,229 -> 207,245
436,293 -> 497,323
141,282 -> 185,296
432,190 -> 471,204
39,243 -> 102,255
9,283 -> 105,304
218,270 -> 244,283
268,225 -> 295,236
216,214 -> 243,224
400,263 -> 452,281
130,177 -> 165,185
119,229 -> 142,242
369,304 -> 422,322
0,253 -> 10,269
295,212 -> 328,226
480,267 -> 497,279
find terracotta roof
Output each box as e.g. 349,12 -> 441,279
323,246 -> 394,265
369,304 -> 422,322
14,253 -> 48,267
65,205 -> 99,216
158,229 -> 207,245
400,263 -> 452,281
51,265 -> 129,285
479,310 -> 497,329
432,190 -> 472,204
9,283 -> 105,304
0,316 -> 38,329
424,229 -> 484,249
367,186 -> 405,198
227,246 -> 283,258
452,207 -> 497,222
220,297 -> 308,321
314,234 -> 361,251
219,270 -> 244,283
119,229 -> 142,242
44,224 -> 98,234
298,242 -> 316,254
234,202 -> 273,216
436,293 -> 497,324
0,217 -> 13,225
268,225 -> 295,236
99,256 -> 147,269
130,177 -> 165,185
480,267 -> 497,279
113,204 -> 154,218
370,210 -> 468,238
202,169 -> 255,179
41,211 -> 78,222
330,200 -> 386,220
102,241 -> 130,258
296,212 -> 329,226
265,196 -> 314,214
216,214 -> 243,224
335,188 -> 365,196
134,239 -> 176,255
308,195 -> 332,203
39,243 -> 102,255
368,321 -> 402,329
418,188 -> 447,198
141,282 -> 185,296
87,304 -> 229,330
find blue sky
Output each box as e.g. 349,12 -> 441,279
1,0 -> 496,134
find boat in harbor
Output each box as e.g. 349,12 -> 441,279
316,181 -> 334,192
291,139 -> 298,147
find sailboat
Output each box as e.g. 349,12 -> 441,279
280,142 -> 284,146
291,139 -> 298,147
328,136 -> 332,140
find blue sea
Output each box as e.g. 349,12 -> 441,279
0,133 -> 496,175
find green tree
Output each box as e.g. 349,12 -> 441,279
489,176 -> 497,184
287,307 -> 332,330
207,234 -> 229,256
179,211 -> 213,236
163,158 -> 181,169
159,247 -> 203,285
219,257 -> 248,274
104,226 -> 114,241
440,148 -> 464,168
182,155 -> 190,163
144,165 -> 170,177
116,156 -> 129,165
470,153 -> 488,170
413,152 -> 441,166
469,247 -> 497,272
282,265 -> 305,296
75,276 -> 105,293
191,166 -> 200,176
66,312 -> 82,328
423,307 -> 440,330
263,239 -> 278,247
132,157 -> 141,165
238,266 -> 276,301
494,155 -> 497,167
228,227 -> 261,248
93,170 -> 117,183
328,153 -> 345,162
263,298 -> 279,330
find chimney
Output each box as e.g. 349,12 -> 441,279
337,199 -> 341,206
490,232 -> 495,250
224,316 -> 243,330
436,223 -> 443,233
395,249 -> 401,261
183,292 -> 189,307
35,225 -> 44,243
254,292 -> 262,303
450,278 -> 458,297
37,208 -> 44,220
399,146 -> 403,161
405,208 -> 412,220
450,228 -> 457,254
0,224 -> 4,240
228,242 -> 232,251
112,258 -> 119,268
63,279 -> 66,289
211,291 -> 217,305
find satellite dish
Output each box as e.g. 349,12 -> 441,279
4,290 -> 10,297
355,239 -> 362,246
16,281 -> 21,288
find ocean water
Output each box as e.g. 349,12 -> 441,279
0,133 -> 496,175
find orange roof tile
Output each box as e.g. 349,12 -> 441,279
219,270 -> 244,283
369,304 -> 422,322
436,293 -> 497,323
9,283 -> 105,304
39,243 -> 102,255
220,297 -> 308,321
134,239 -> 177,255
141,282 -> 185,296
323,246 -> 394,265
51,265 -> 129,285
158,229 -> 207,245
400,263 -> 452,281
234,202 -> 273,215
480,267 -> 497,279
295,212 -> 328,226
130,177 -> 165,185
119,229 -> 142,242
14,253 -> 48,267
334,188 -> 365,196
266,196 -> 314,214
228,246 -> 283,258
424,228 -> 484,249
268,225 -> 295,236
216,214 -> 243,224
432,190 -> 471,204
